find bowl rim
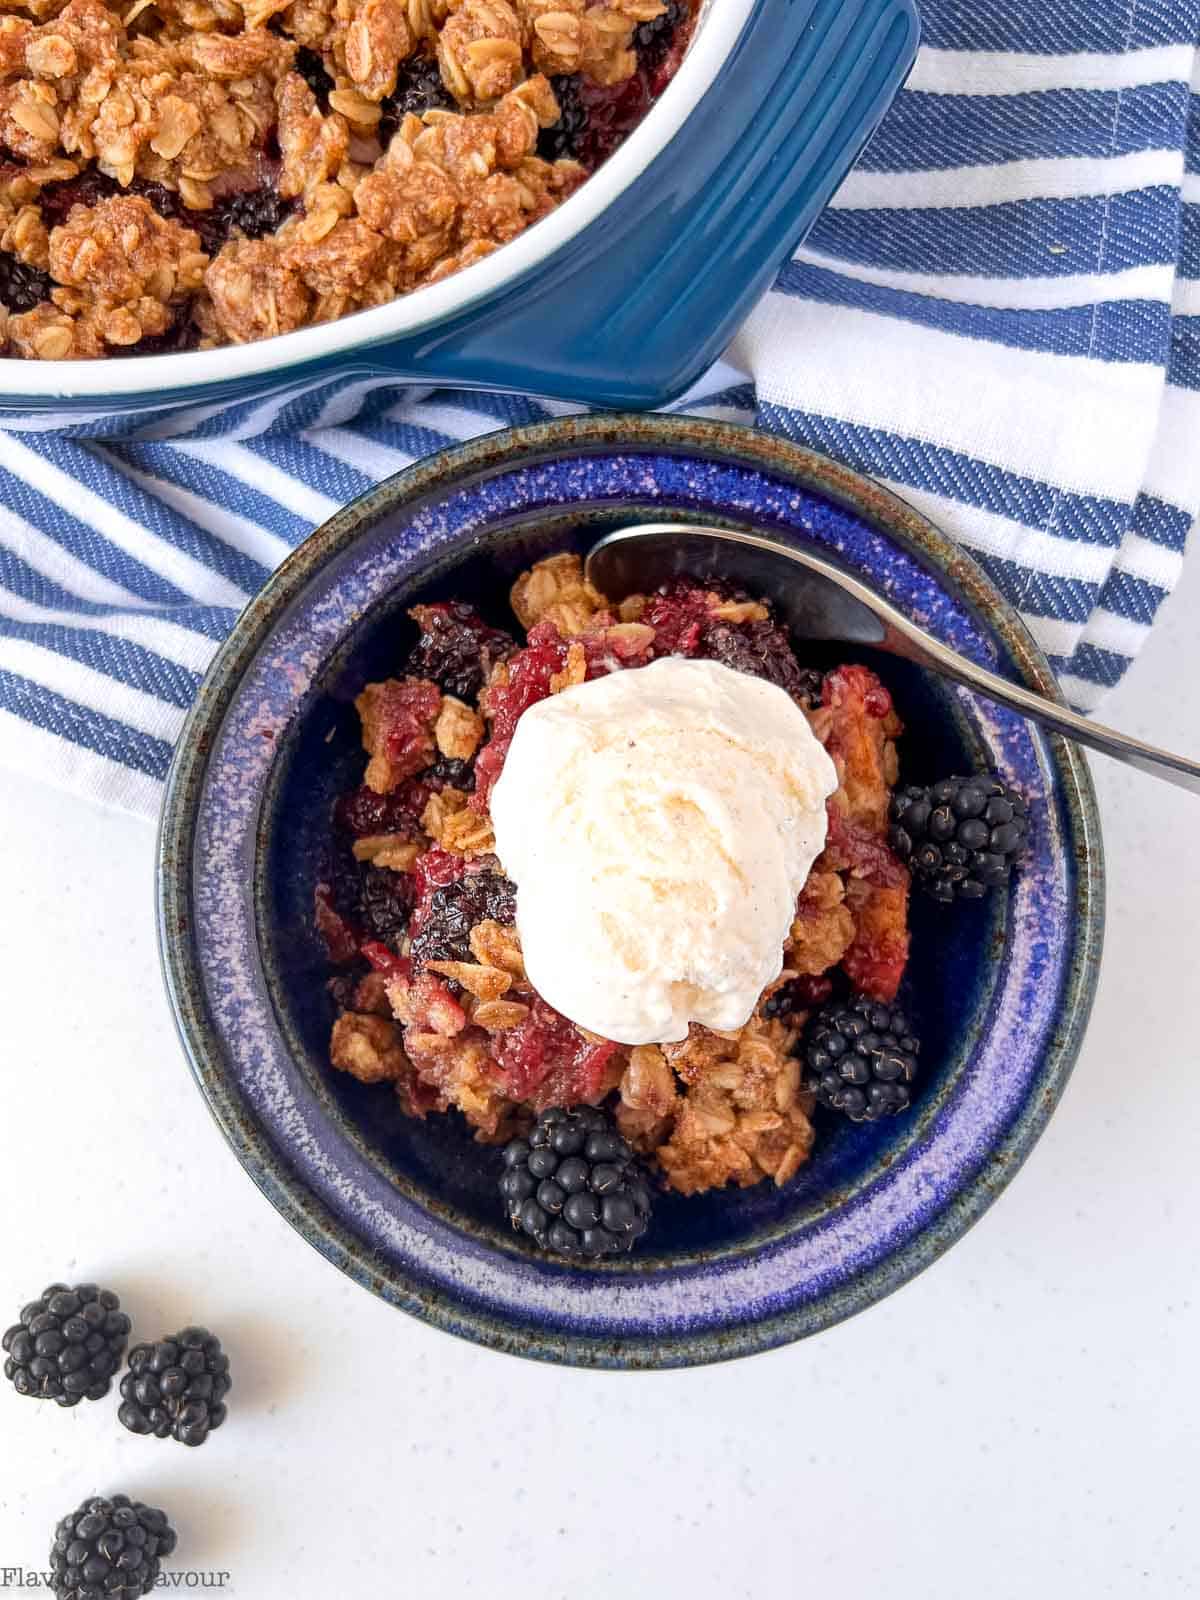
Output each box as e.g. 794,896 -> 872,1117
157,413 -> 1105,1368
0,0 -> 744,402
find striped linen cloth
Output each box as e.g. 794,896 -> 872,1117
1,0 -> 1198,816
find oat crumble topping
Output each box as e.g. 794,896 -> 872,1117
0,0 -> 691,356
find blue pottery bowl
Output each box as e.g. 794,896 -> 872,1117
157,415 -> 1104,1368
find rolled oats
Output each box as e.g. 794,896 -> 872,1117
330,1010 -> 410,1082
434,694 -> 484,760
471,997 -> 529,1030
510,551 -> 605,631
351,832 -> 423,869
468,917 -> 525,977
419,782 -> 469,842
340,0 -> 415,100
436,0 -> 522,104
424,958 -> 511,999
204,233 -> 311,341
439,803 -> 496,856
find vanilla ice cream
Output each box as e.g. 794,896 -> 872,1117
489,656 -> 838,1046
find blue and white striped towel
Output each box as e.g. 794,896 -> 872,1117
2,0 -> 1198,816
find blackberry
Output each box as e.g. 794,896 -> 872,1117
118,1327 -> 231,1448
37,169 -> 289,257
320,835 -> 415,956
500,1106 -> 652,1257
327,833 -> 364,920
761,974 -> 833,1021
50,1494 -> 176,1599
410,870 -> 516,967
114,313 -> 202,358
538,74 -> 587,161
793,667 -> 826,708
379,54 -> 455,139
645,581 -> 820,705
327,963 -> 368,1011
890,775 -> 1030,902
180,188 -> 293,256
358,861 -> 415,945
3,1283 -> 130,1406
294,44 -> 334,107
0,251 -> 54,313
40,173 -> 182,231
334,782 -> 426,838
407,601 -> 515,702
701,621 -> 823,705
38,171 -> 123,227
425,753 -> 476,791
803,994 -> 920,1122
633,0 -> 684,71
210,189 -> 294,245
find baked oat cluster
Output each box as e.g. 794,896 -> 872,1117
320,551 -> 915,1199
0,0 -> 692,357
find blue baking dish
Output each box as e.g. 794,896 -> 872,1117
0,0 -> 918,430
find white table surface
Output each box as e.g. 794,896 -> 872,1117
2,555 -> 1199,1600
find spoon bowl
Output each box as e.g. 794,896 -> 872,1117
587,522 -> 1200,795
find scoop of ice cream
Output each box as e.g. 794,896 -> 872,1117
489,656 -> 838,1045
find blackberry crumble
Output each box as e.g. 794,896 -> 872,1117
320,551 -> 967,1216
0,0 -> 697,359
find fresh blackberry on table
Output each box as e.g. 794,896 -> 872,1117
49,1494 -> 176,1599
3,1284 -> 130,1406
0,251 -> 54,313
410,869 -> 516,966
803,994 -> 920,1123
118,1327 -> 230,1448
889,774 -> 1030,902
538,74 -> 587,161
407,601 -> 515,701
501,1106 -> 653,1257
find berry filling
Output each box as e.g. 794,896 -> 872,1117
38,168 -> 296,261
490,999 -> 620,1107
410,869 -> 517,967
407,602 -> 516,702
538,0 -> 696,169
0,252 -> 55,314
317,548 -> 1020,1225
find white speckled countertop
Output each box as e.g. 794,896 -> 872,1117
2,552 -> 1198,1599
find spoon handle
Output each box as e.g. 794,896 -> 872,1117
885,618 -> 1200,797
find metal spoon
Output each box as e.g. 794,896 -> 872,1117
585,522 -> 1200,796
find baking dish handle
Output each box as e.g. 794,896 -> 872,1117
359,0 -> 919,408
